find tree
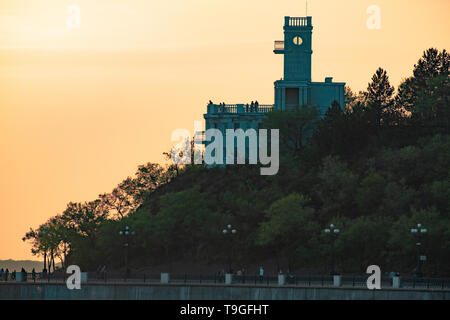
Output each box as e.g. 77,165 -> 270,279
314,101 -> 347,156
345,86 -> 367,113
22,47 -> 450,275
315,156 -> 359,219
99,162 -> 166,220
60,200 -> 109,268
388,208 -> 450,275
149,186 -> 221,261
162,138 -> 200,180
396,48 -> 449,117
22,216 -> 73,272
48,215 -> 72,269
336,216 -> 392,272
413,48 -> 449,86
396,77 -> 416,115
133,162 -> 165,202
429,175 -> 450,213
99,177 -> 137,219
261,105 -> 320,155
344,85 -> 356,104
354,172 -> 386,216
256,193 -> 319,269
22,227 -> 49,271
365,68 -> 395,126
414,74 -> 450,130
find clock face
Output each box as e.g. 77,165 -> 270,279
293,36 -> 303,46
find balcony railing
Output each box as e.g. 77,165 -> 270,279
285,16 -> 311,27
274,41 -> 284,54
207,103 -> 274,115
7,272 -> 450,290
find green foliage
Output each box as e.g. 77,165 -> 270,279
365,67 -> 395,126
336,216 -> 392,272
388,208 -> 450,273
138,186 -> 222,263
414,74 -> 450,130
397,48 -> 449,119
315,156 -> 358,219
261,105 -> 320,155
429,178 -> 450,213
25,48 -> 450,275
355,172 -> 386,215
256,193 -> 319,268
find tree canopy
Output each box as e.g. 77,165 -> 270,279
24,48 -> 450,276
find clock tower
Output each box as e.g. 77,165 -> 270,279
204,15 -> 346,163
274,16 -> 313,82
273,16 -> 344,112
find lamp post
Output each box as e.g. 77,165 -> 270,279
410,223 -> 427,278
324,224 -> 340,275
222,224 -> 237,274
119,225 -> 135,279
38,226 -> 49,275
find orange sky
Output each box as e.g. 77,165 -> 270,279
1,0 -> 449,260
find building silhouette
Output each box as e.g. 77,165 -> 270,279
203,16 -> 345,163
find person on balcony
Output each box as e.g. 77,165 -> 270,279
250,101 -> 254,112
245,103 -> 249,113
255,100 -> 259,112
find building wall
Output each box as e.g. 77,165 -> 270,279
203,15 -> 346,160
273,81 -> 345,113
204,112 -> 265,164
1,283 -> 448,300
309,82 -> 345,115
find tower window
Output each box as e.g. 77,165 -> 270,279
293,36 -> 303,46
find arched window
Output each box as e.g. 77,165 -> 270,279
293,36 -> 303,46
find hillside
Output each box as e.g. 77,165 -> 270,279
0,260 -> 46,272
22,48 -> 450,276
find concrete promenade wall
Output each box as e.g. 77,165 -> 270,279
0,283 -> 448,300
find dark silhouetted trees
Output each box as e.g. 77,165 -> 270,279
24,48 -> 450,275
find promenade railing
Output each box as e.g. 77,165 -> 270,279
207,104 -> 274,115
2,272 -> 449,290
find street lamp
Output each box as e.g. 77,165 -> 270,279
410,223 -> 427,278
222,224 -> 237,273
324,224 -> 340,275
119,225 -> 135,278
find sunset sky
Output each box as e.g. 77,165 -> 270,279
0,0 -> 449,260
